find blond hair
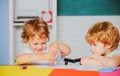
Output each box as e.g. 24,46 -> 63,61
21,19 -> 49,43
86,21 -> 120,51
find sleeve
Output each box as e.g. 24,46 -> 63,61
56,50 -> 65,61
16,48 -> 33,56
107,47 -> 120,57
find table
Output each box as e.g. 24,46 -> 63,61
0,65 -> 120,76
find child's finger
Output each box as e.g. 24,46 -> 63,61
50,51 -> 57,56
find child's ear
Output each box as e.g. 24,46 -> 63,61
24,39 -> 29,44
106,45 -> 112,49
26,42 -> 29,44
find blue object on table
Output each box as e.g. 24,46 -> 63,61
99,68 -> 117,72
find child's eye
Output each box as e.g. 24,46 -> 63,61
93,44 -> 96,46
34,43 -> 38,45
41,42 -> 46,45
90,43 -> 96,46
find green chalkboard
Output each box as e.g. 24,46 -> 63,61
57,0 -> 120,16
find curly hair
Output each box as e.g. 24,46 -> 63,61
21,19 -> 49,43
86,21 -> 120,51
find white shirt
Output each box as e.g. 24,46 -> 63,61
16,45 -> 62,65
106,46 -> 120,57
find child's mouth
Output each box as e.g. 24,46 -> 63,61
36,50 -> 43,53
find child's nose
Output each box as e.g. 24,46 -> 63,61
38,44 -> 42,49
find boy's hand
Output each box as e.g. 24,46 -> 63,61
48,43 -> 57,52
81,55 -> 91,65
42,51 -> 57,62
81,55 -> 98,65
81,55 -> 103,66
48,43 -> 58,62
90,54 -> 100,59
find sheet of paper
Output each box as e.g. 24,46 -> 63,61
35,60 -> 102,71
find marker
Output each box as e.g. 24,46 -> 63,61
64,58 -> 74,65
64,58 -> 81,65
50,62 -> 53,67
73,58 -> 81,63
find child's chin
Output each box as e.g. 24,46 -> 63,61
35,51 -> 43,53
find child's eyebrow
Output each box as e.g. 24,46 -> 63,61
41,42 -> 46,44
34,43 -> 39,45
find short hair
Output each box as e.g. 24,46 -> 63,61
86,21 -> 120,51
21,19 -> 49,43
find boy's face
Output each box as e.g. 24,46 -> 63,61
90,42 -> 110,56
27,34 -> 47,53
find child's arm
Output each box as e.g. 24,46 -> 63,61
49,42 -> 71,57
81,55 -> 103,66
93,54 -> 120,67
16,51 -> 56,65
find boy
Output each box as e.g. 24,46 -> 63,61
81,21 -> 120,67
16,19 -> 71,65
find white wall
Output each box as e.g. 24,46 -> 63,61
57,16 -> 120,58
15,0 -> 50,16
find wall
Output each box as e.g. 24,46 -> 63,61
15,0 -> 50,16
57,16 -> 120,58
0,0 -> 9,64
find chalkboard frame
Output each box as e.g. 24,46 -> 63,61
57,0 -> 120,16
